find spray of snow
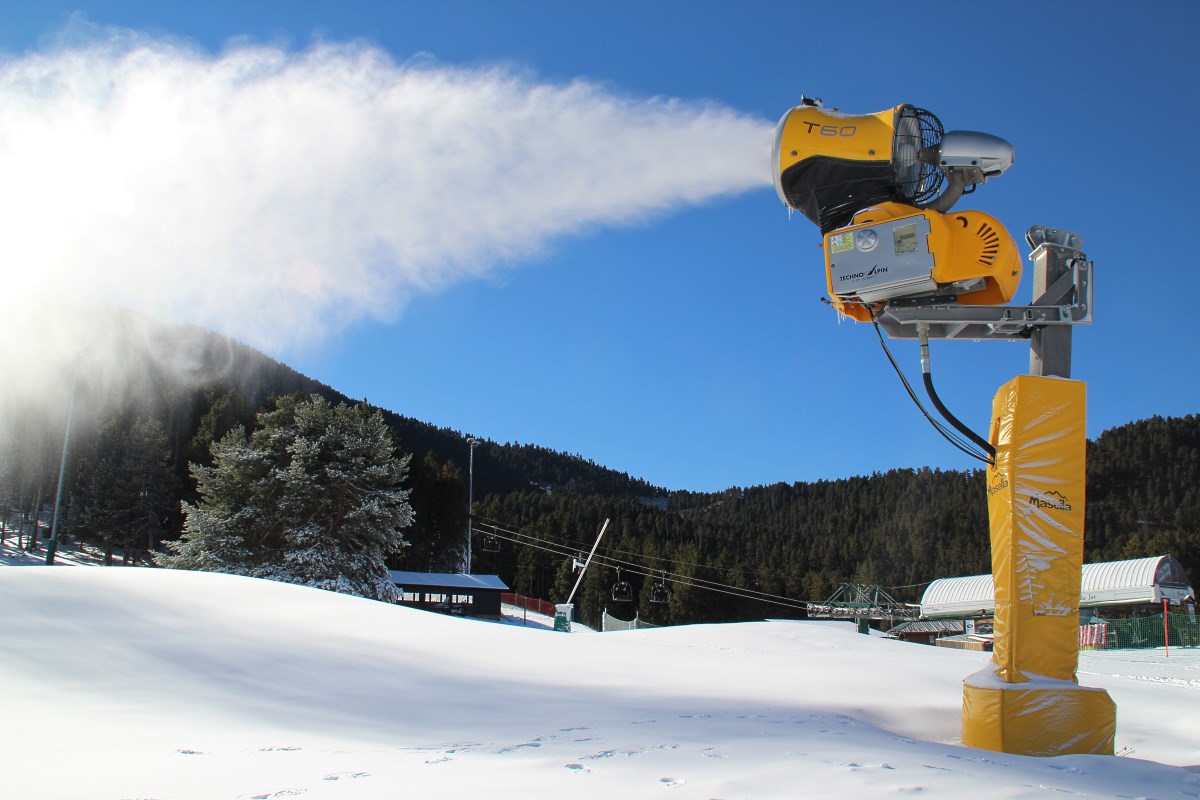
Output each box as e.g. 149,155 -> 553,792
0,21 -> 772,448
0,20 -> 772,353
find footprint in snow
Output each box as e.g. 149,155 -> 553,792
564,763 -> 592,774
923,764 -> 968,774
947,753 -> 1010,767
1047,764 -> 1087,775
444,743 -> 481,754
323,772 -> 370,781
176,749 -> 205,755
582,749 -> 644,760
582,750 -> 618,760
658,777 -> 686,787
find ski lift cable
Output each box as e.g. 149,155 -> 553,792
885,580 -> 934,591
474,517 -> 800,587
589,556 -> 810,610
474,523 -> 811,608
476,525 -> 787,601
474,518 -> 672,566
474,525 -> 811,610
592,550 -> 809,612
644,570 -> 809,612
475,518 -> 924,610
473,525 -> 578,561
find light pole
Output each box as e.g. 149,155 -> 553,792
465,437 -> 479,574
45,368 -> 79,565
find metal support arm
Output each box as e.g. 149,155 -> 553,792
872,226 -> 1092,347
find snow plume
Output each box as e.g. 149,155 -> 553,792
0,23 -> 773,353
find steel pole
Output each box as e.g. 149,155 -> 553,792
566,519 -> 610,606
1027,226 -> 1083,378
465,438 -> 478,574
45,370 -> 78,565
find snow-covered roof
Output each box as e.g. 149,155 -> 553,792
1080,556 -> 1191,606
885,619 -> 966,637
387,571 -> 508,591
920,573 -> 996,619
920,555 -> 1194,619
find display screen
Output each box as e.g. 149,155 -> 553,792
893,223 -> 919,254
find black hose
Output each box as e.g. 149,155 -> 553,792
869,312 -> 993,465
922,370 -> 996,463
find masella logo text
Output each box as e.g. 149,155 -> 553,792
987,475 -> 1009,497
1028,491 -> 1073,512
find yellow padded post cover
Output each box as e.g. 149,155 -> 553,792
988,374 -> 1086,682
963,375 -> 1116,756
962,670 -> 1116,757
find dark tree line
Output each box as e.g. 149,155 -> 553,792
2,311 -> 1196,629
468,470 -> 994,629
1085,415 -> 1200,581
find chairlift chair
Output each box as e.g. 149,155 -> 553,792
480,533 -> 501,553
650,572 -> 670,604
611,567 -> 633,602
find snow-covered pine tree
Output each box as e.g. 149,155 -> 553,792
162,425 -> 272,574
162,394 -> 413,601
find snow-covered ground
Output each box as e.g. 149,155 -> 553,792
1,563 -> 1197,799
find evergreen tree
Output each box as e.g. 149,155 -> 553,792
0,453 -> 16,541
162,394 -> 413,601
667,543 -> 703,625
552,556 -> 575,604
398,451 -> 466,572
72,415 -> 176,564
184,387 -> 253,473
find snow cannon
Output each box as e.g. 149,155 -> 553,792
771,98 -> 1021,322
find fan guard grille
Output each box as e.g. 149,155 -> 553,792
893,106 -> 944,205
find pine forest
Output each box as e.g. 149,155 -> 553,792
2,312 -> 1197,630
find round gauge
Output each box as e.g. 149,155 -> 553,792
855,229 -> 879,251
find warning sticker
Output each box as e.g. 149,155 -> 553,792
828,232 -> 854,254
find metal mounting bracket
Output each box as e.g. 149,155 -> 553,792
872,226 -> 1092,342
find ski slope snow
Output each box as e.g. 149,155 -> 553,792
1,565 -> 1197,799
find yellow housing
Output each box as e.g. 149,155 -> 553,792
772,104 -> 923,232
824,202 -> 1022,322
773,105 -> 896,178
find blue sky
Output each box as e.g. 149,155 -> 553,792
3,2 -> 1198,492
